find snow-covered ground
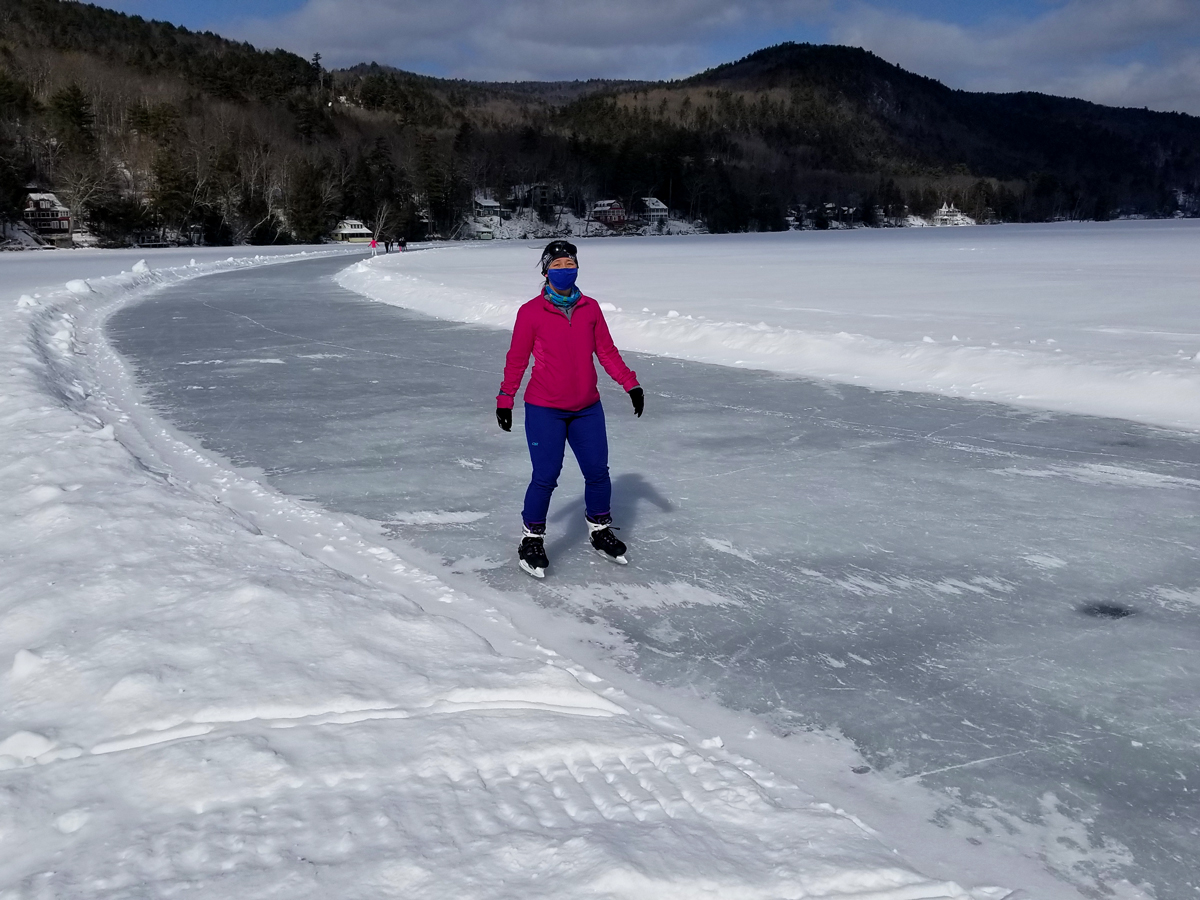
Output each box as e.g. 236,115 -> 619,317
0,252 -> 1007,896
7,223 -> 1197,898
339,221 -> 1200,431
101,240 -> 1199,900
0,221 -> 45,250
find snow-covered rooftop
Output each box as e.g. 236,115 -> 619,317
26,192 -> 67,208
333,219 -> 372,235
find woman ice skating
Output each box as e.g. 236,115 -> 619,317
496,240 -> 645,579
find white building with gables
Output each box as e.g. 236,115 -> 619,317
640,197 -> 668,223
333,218 -> 373,242
931,202 -> 975,226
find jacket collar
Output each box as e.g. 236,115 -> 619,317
538,292 -> 591,313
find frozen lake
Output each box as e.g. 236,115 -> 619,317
340,222 -> 1200,431
109,243 -> 1200,899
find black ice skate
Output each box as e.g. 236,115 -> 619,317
587,515 -> 628,565
518,526 -> 549,579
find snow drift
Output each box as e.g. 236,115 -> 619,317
338,223 -> 1200,432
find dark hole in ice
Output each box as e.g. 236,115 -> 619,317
1079,603 -> 1135,619
851,765 -> 871,775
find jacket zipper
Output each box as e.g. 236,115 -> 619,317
546,300 -> 576,325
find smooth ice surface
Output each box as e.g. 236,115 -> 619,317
1,250 -> 979,900
0,244 -> 339,298
339,221 -> 1200,431
109,250 -> 1200,900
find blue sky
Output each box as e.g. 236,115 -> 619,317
97,1 -> 1200,114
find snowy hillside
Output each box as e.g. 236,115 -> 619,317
340,221 -> 1200,431
0,251 -> 1009,897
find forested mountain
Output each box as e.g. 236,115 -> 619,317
2,0 -> 1197,245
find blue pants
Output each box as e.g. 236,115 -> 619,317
522,401 -> 610,527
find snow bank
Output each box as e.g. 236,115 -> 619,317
339,223 -> 1200,431
0,255 -> 986,895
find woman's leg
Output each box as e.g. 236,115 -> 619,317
522,403 -> 569,529
565,401 -> 611,519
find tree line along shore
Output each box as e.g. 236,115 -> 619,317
2,0 -> 1198,248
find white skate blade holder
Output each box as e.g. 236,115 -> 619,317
594,547 -> 629,565
519,559 -> 545,579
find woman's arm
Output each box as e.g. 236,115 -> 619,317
497,306 -> 535,409
593,308 -> 639,392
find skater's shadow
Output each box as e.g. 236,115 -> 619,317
546,473 -> 673,558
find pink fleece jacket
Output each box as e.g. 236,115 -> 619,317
497,293 -> 639,411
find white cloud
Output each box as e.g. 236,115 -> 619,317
830,0 -> 1200,113
228,0 -> 827,81
215,0 -> 1200,113
1039,52 -> 1200,113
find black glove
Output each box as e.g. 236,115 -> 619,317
629,387 -> 644,418
496,407 -> 512,432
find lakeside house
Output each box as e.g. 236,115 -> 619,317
509,183 -> 550,211
333,218 -> 374,242
640,197 -> 668,224
932,202 -> 974,226
473,196 -> 501,219
591,200 -> 626,226
23,192 -> 72,247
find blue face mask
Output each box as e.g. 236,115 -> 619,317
546,267 -> 578,292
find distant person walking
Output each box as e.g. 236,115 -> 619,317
496,240 -> 645,578
369,237 -> 378,256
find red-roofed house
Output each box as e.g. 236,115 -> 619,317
23,192 -> 72,247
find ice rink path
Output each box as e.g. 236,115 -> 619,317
108,254 -> 1200,899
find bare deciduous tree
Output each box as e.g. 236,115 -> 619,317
55,154 -> 115,241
